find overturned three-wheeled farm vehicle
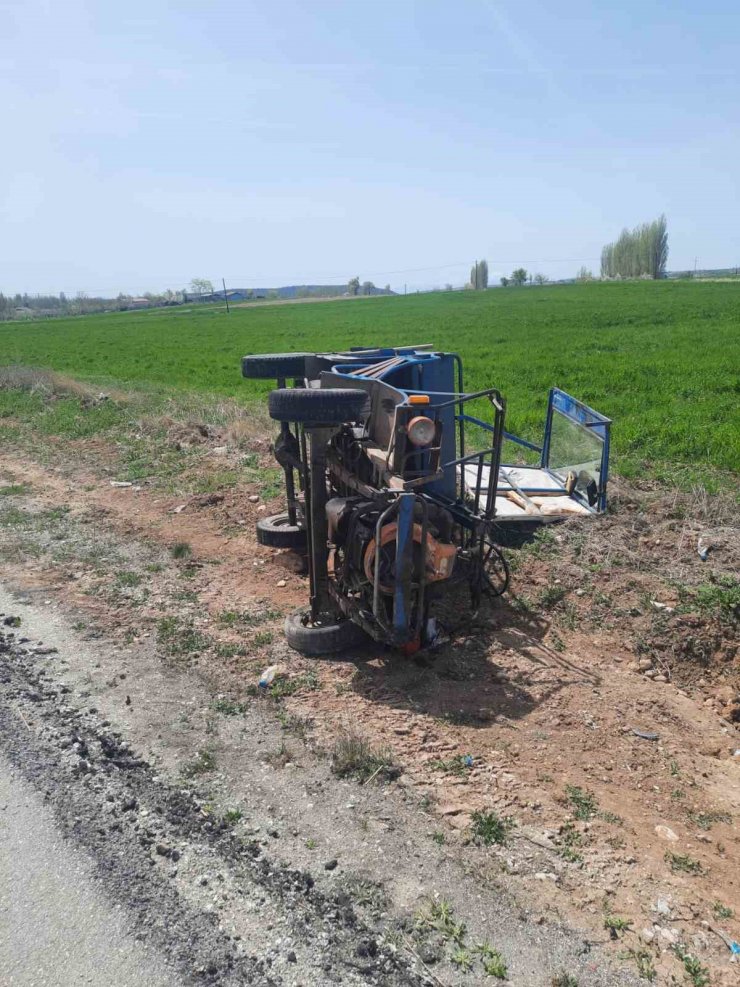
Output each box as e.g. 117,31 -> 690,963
242,345 -> 611,656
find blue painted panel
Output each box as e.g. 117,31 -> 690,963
393,494 -> 415,634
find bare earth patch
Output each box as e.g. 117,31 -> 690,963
0,376 -> 737,985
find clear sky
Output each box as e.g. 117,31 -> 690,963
2,0 -> 738,295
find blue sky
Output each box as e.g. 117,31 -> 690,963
1,0 -> 738,294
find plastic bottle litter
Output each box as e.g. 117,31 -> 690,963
259,665 -> 280,689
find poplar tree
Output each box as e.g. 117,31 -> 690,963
601,215 -> 668,279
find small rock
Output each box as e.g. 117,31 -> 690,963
110,480 -> 133,488
249,494 -> 260,503
655,825 -> 678,842
276,579 -> 287,588
701,742 -> 723,758
653,897 -> 672,917
212,446 -> 228,456
324,859 -> 338,871
286,951 -> 297,963
417,942 -> 442,964
638,658 -> 653,672
654,675 -> 668,683
438,802 -> 467,816
641,927 -> 655,943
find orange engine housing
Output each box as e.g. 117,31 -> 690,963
362,522 -> 457,593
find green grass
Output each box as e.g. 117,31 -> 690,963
267,670 -> 319,698
565,785 -> 598,820
470,809 -> 515,845
665,851 -> 704,875
552,975 -> 579,987
429,754 -> 473,777
1,281 -> 738,478
330,729 -> 397,783
180,748 -> 216,777
414,898 -> 467,945
673,946 -> 710,987
604,914 -> 632,937
712,901 -> 733,920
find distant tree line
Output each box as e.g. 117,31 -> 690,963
600,215 -> 668,279
0,289 -> 185,321
500,268 -> 548,286
346,277 -> 384,296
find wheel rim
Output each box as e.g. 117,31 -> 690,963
481,541 -> 509,597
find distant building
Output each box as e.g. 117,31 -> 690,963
129,297 -> 152,309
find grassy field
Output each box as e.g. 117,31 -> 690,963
0,280 -> 738,481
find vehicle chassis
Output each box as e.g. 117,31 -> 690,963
242,346 -> 611,654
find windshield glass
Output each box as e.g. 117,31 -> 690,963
547,410 -> 604,494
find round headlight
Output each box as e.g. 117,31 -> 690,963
407,415 -> 435,447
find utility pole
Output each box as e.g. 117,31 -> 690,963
404,283 -> 407,296
222,277 -> 230,314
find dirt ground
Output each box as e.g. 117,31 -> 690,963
0,383 -> 738,986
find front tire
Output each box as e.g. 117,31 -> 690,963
284,611 -> 368,656
256,513 -> 306,550
241,353 -> 311,380
268,388 -> 368,426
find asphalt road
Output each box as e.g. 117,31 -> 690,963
0,756 -> 181,987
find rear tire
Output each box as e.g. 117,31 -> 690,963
256,513 -> 306,550
268,387 -> 368,425
284,611 -> 368,656
241,353 -> 311,380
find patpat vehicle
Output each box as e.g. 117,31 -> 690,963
242,346 -> 611,656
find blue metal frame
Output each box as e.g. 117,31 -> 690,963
322,349 -> 612,518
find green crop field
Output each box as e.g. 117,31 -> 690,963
0,280 -> 738,481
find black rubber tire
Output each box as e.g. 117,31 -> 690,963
241,353 -> 311,380
256,513 -> 306,550
268,387 -> 368,425
284,611 -> 368,656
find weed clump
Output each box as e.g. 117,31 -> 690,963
475,942 -> 508,979
268,671 -> 319,698
470,810 -> 515,846
181,749 -> 216,777
556,821 -> 584,863
712,901 -> 733,920
552,974 -> 579,987
212,697 -> 246,716
688,809 -> 731,830
330,730 -> 398,783
156,615 -> 208,658
429,754 -> 473,777
414,898 -> 466,945
565,784 -> 598,820
603,913 -> 632,938
673,946 -> 710,987
665,851 -> 704,875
